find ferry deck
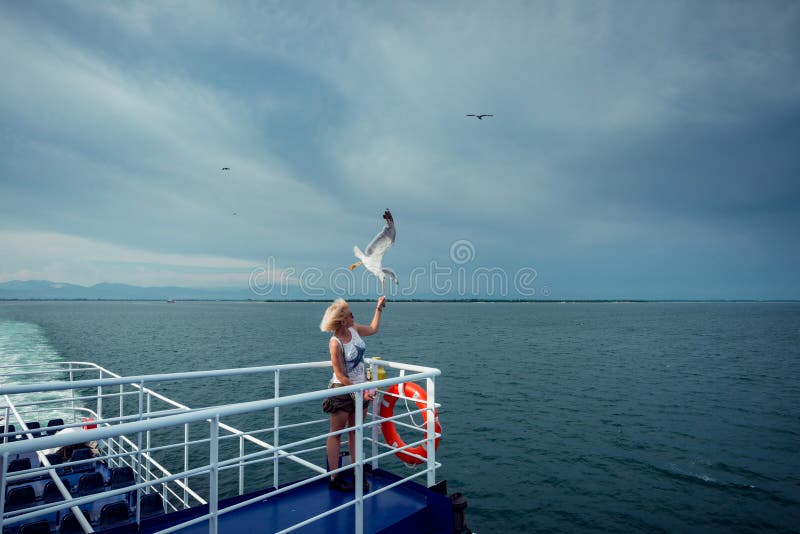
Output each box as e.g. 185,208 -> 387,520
1,358 -> 462,533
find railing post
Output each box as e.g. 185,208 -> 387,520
209,416 -> 220,534
370,361 -> 379,470
146,391 -> 152,489
273,369 -> 280,489
135,463 -> 142,525
136,381 -> 144,511
119,382 -> 125,471
354,391 -> 364,534
2,407 -> 8,444
100,369 -> 113,466
239,434 -> 245,496
97,368 -> 104,431
184,423 -> 190,507
0,453 -> 7,532
426,376 -> 436,488
69,362 -> 76,417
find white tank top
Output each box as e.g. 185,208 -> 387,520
330,327 -> 366,385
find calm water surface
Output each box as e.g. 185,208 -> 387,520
1,301 -> 798,532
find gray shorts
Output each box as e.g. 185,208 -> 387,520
322,383 -> 371,414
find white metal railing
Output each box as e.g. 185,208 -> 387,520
0,359 -> 441,534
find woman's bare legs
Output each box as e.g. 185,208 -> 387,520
327,411 -> 350,478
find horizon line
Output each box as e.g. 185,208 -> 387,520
2,298 -> 798,304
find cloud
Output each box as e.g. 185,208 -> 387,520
0,1 -> 798,298
0,7 -> 352,261
0,230 -> 261,287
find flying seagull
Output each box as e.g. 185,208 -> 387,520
466,114 -> 493,120
349,210 -> 398,294
221,167 -> 230,171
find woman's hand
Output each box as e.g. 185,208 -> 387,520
376,296 -> 386,310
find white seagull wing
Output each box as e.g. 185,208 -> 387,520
364,211 -> 396,258
364,224 -> 395,258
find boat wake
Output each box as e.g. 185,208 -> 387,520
0,319 -> 72,423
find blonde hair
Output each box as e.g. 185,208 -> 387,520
320,298 -> 350,332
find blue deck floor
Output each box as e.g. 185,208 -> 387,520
140,469 -> 450,534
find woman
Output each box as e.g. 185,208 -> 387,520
320,295 -> 386,491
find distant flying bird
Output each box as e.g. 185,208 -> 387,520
221,167 -> 230,171
349,210 -> 398,294
466,114 -> 493,120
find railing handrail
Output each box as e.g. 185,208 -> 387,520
0,361 -> 329,396
0,358 -> 437,397
0,371 -> 438,456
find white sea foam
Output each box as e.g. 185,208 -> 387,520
0,319 -> 73,426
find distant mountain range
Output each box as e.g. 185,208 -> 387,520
0,280 -> 261,300
0,279 -> 535,301
2,280 -> 775,302
0,279 -> 437,301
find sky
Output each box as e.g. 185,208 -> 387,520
1,1 -> 798,300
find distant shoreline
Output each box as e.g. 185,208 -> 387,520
1,299 -> 798,303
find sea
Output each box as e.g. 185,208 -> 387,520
1,301 -> 798,533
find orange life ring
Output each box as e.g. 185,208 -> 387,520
379,382 -> 441,465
